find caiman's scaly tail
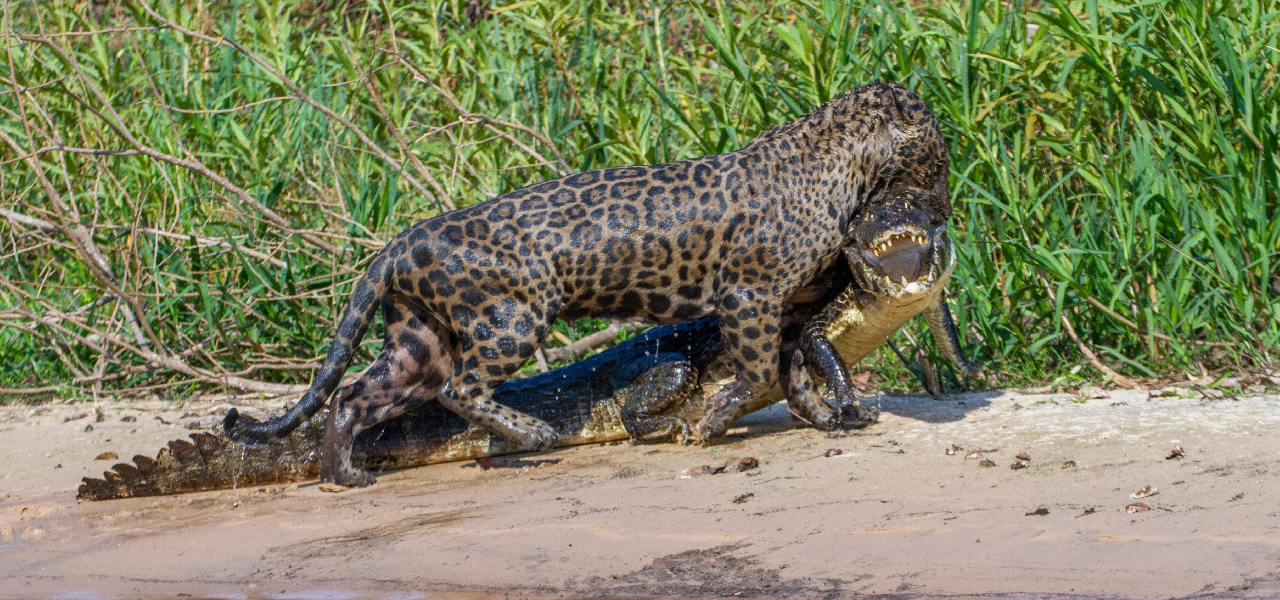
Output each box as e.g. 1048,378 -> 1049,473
223,265 -> 386,444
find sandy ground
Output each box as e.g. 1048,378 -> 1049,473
1,387 -> 1279,600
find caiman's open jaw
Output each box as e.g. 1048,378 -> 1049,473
848,222 -> 955,300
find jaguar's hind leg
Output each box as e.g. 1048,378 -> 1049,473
320,297 -> 453,486
438,363 -> 559,451
437,329 -> 559,451
322,383 -> 433,486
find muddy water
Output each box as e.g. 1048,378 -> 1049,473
2,389 -> 1279,599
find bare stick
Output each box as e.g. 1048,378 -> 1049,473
349,46 -> 456,212
396,55 -> 572,173
542,322 -> 647,363
0,123 -> 159,353
1080,293 -> 1236,348
135,4 -> 455,210
1037,272 -> 1138,389
15,35 -> 340,255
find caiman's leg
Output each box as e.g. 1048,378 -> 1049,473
922,296 -> 986,379
613,354 -> 700,443
794,289 -> 881,428
320,296 -> 454,486
886,339 -> 949,401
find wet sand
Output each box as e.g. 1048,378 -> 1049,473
2,388 -> 1278,599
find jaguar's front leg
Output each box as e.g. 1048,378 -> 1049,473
696,286 -> 792,446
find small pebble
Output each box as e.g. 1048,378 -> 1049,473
1129,485 -> 1157,499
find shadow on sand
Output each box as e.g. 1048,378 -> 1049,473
730,389 -> 1003,436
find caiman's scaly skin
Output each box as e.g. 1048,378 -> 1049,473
78,318 -> 722,501
694,185 -> 984,439
222,82 -> 952,487
78,191 -> 983,501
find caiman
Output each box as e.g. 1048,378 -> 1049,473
79,185 -> 981,501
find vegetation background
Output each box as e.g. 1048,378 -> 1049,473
1,0 -> 1276,402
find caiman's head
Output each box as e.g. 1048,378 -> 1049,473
845,186 -> 955,300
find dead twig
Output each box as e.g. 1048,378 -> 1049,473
542,322 -> 647,363
135,5 -> 455,211
1080,293 -> 1237,348
397,55 -> 572,174
13,34 -> 340,255
1037,271 -> 1138,389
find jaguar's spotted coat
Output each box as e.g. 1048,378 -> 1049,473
224,82 -> 951,486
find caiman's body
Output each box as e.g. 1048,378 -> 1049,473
79,190 -> 979,501
78,318 -> 721,500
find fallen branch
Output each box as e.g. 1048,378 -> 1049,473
398,56 -> 572,175
15,35 -> 340,256
542,322 -> 647,363
1037,272 -> 1138,389
0,125 -> 159,353
136,4 -> 455,211
1080,294 -> 1237,348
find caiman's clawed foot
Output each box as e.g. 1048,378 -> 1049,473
834,402 -> 879,428
961,360 -> 993,387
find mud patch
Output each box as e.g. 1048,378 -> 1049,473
583,542 -> 868,598
275,507 -> 483,562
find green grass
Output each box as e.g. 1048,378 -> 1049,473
0,0 -> 1276,401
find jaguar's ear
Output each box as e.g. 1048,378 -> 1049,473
879,83 -> 911,125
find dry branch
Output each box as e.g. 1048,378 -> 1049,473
136,3 -> 456,211
15,33 -> 341,256
542,322 -> 647,363
1037,272 -> 1138,389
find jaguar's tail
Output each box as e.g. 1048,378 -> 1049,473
223,262 -> 387,444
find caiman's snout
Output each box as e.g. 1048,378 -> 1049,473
863,232 -> 930,284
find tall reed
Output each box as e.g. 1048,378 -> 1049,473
1,0 -> 1275,399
